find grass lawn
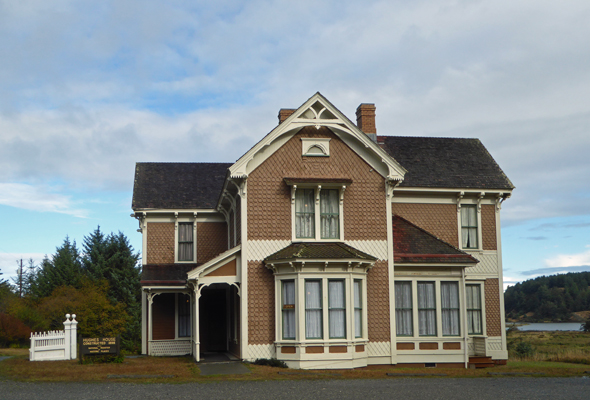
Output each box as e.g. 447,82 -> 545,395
1,331 -> 589,383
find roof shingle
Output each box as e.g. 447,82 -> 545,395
265,242 -> 377,262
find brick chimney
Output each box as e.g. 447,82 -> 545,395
278,108 -> 296,124
356,103 -> 377,142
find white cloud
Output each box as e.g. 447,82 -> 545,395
545,249 -> 590,269
0,253 -> 46,282
0,183 -> 88,217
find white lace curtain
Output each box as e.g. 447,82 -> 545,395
320,189 -> 339,239
329,280 -> 345,338
354,280 -> 362,338
466,284 -> 482,334
441,282 -> 460,336
395,282 -> 413,336
178,223 -> 193,261
306,280 -> 322,338
418,282 -> 436,336
296,189 -> 315,238
282,281 -> 295,339
461,206 -> 478,248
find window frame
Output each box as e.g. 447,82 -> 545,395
291,185 -> 345,242
174,219 -> 197,263
440,281 -> 460,337
466,283 -> 485,336
282,280 -> 296,340
305,279 -> 323,339
395,281 -> 413,337
459,203 -> 482,250
328,279 -> 346,339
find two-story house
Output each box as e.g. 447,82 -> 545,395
131,92 -> 513,369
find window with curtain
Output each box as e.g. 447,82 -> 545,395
329,280 -> 346,338
296,189 -> 315,238
395,282 -> 413,336
441,282 -> 460,336
418,282 -> 436,336
354,280 -> 362,338
282,280 -> 296,339
466,284 -> 483,335
178,222 -> 194,261
305,280 -> 322,339
178,293 -> 191,337
320,189 -> 339,239
461,205 -> 478,249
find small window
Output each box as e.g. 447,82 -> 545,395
305,280 -> 323,339
418,282 -> 436,336
466,284 -> 483,335
320,189 -> 339,239
282,280 -> 296,340
441,282 -> 460,336
178,294 -> 191,337
295,189 -> 315,239
395,282 -> 413,336
328,280 -> 346,339
354,280 -> 362,338
178,223 -> 194,261
461,205 -> 478,249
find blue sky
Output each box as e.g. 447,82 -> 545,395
1,0 -> 589,289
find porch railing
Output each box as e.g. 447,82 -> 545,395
149,339 -> 192,356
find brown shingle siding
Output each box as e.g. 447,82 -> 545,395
485,278 -> 502,336
146,222 -> 175,264
247,261 -> 275,345
197,222 -> 227,264
367,261 -> 390,342
392,203 -> 458,247
248,127 -> 387,241
481,204 -> 497,250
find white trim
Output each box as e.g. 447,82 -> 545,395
228,92 -> 406,182
187,245 -> 241,280
301,138 -> 331,156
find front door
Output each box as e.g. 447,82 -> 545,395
199,287 -> 227,352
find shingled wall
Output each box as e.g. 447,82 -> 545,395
146,222 -> 175,264
485,278 -> 502,337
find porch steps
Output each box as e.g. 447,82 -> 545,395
468,356 -> 495,369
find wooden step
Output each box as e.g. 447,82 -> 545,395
469,356 -> 495,369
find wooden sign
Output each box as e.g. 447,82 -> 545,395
80,336 -> 120,356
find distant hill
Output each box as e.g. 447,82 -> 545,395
504,272 -> 590,322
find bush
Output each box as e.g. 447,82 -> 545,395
252,358 -> 288,368
0,313 -> 32,347
581,319 -> 590,333
513,341 -> 536,358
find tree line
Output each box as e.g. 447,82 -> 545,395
504,272 -> 590,321
0,227 -> 141,351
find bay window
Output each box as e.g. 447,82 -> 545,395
305,280 -> 323,339
282,281 -> 296,339
354,280 -> 362,338
328,280 -> 346,339
441,282 -> 460,336
418,282 -> 437,336
395,282 -> 413,336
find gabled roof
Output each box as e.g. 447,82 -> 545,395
132,162 -> 231,210
140,263 -> 198,286
380,136 -> 514,190
265,242 -> 377,263
392,215 -> 478,264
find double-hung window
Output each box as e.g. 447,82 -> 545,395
178,222 -> 194,261
354,280 -> 362,338
178,293 -> 191,337
305,280 -> 323,339
466,284 -> 483,335
282,281 -> 296,339
295,190 -> 315,238
328,280 -> 346,339
441,282 -> 460,336
294,187 -> 341,240
395,282 -> 413,336
461,205 -> 478,249
417,282 -> 436,336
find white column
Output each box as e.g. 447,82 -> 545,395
239,179 -> 249,360
194,285 -> 201,362
142,291 -> 147,354
70,314 -> 78,359
63,314 -> 72,360
148,293 -> 155,355
386,181 -> 396,363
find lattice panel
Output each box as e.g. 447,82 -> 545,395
487,338 -> 503,352
367,341 -> 390,357
345,240 -> 388,261
246,344 -> 276,361
248,240 -> 291,261
466,251 -> 498,276
149,340 -> 191,356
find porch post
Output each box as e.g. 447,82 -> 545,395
462,269 -> 469,368
193,284 -> 200,362
147,292 -> 155,355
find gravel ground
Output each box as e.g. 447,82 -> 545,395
1,377 -> 589,400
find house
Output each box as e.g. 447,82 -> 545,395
131,92 -> 514,369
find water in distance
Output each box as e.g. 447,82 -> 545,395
508,322 -> 582,331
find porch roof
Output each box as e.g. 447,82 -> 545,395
392,215 -> 478,264
265,242 -> 377,263
141,263 -> 200,286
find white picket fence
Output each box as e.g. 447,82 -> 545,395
30,314 -> 78,361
